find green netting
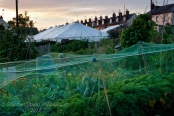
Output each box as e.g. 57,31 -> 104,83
1,42 -> 174,115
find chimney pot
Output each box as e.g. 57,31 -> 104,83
126,9 -> 129,20
119,12 -> 122,21
0,16 -> 3,19
95,16 -> 97,21
105,16 -> 108,19
100,16 -> 103,20
151,2 -> 155,10
81,20 -> 83,23
89,18 -> 91,22
113,12 -> 116,18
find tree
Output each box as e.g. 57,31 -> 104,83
162,24 -> 174,44
0,25 -> 5,31
0,27 -> 38,63
121,14 -> 157,48
8,11 -> 38,35
0,11 -> 39,63
8,11 -> 31,27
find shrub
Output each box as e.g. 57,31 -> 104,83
121,14 -> 157,48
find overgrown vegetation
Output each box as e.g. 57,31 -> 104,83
121,14 -> 157,48
51,39 -> 115,54
8,11 -> 38,35
1,8 -> 174,116
162,24 -> 174,44
1,69 -> 174,116
0,26 -> 38,63
121,14 -> 174,48
0,43 -> 174,115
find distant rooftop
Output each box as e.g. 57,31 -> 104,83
101,25 -> 120,33
0,16 -> 9,29
151,4 -> 174,15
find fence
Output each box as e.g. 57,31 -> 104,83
36,43 -> 51,55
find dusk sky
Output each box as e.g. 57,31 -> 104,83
0,0 -> 172,30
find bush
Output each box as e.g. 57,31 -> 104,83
51,40 -> 89,53
121,14 -> 157,48
0,27 -> 38,62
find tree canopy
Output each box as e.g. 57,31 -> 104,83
0,11 -> 39,63
8,11 -> 33,28
8,11 -> 38,35
121,14 -> 157,48
0,28 -> 38,63
0,25 -> 5,31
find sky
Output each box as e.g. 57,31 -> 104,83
0,0 -> 173,30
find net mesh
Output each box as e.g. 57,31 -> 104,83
1,42 -> 174,115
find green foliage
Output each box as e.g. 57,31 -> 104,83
151,25 -> 174,44
108,25 -> 128,45
51,40 -> 89,53
51,39 -> 116,54
1,68 -> 174,115
150,31 -> 162,44
0,24 -> 5,31
51,43 -> 61,52
0,28 -> 38,63
8,11 -> 33,28
75,49 -> 96,54
162,25 -> 174,44
108,29 -> 119,39
65,40 -> 88,52
8,11 -> 39,35
121,14 -> 157,47
2,43 -> 174,115
97,39 -> 115,54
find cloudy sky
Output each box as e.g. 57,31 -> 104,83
0,0 -> 172,30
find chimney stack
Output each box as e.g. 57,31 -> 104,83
126,9 -> 129,20
151,2 -> 155,10
119,12 -> 122,21
85,19 -> 87,23
99,16 -> 103,25
105,15 -> 109,24
100,16 -> 103,20
0,16 -> 3,19
89,18 -> 91,22
95,16 -> 97,22
81,20 -> 83,24
112,12 -> 116,18
105,16 -> 108,19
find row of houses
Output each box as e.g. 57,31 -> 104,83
78,3 -> 174,31
151,3 -> 174,31
80,9 -> 136,30
152,3 -> 174,25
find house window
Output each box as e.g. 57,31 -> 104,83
156,16 -> 159,22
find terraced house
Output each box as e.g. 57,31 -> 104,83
151,3 -> 174,30
80,9 -> 136,30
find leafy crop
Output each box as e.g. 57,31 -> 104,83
0,68 -> 174,116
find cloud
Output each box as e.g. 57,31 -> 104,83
1,0 -> 151,29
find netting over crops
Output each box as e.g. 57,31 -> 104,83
1,42 -> 174,85
1,42 -> 174,115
